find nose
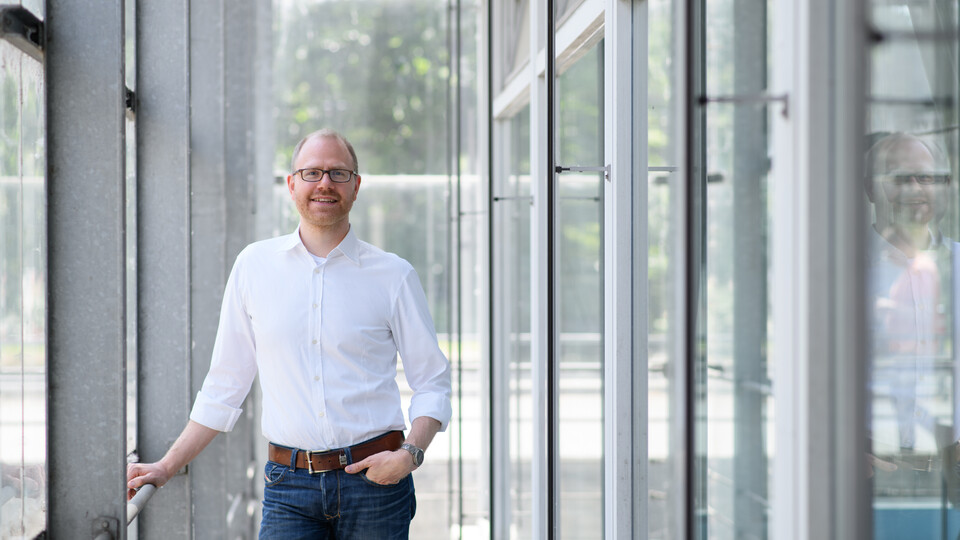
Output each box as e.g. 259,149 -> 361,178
315,171 -> 337,186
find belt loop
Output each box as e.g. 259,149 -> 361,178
289,448 -> 298,469
343,446 -> 354,466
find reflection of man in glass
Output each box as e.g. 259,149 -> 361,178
867,133 -> 950,259
864,132 -> 955,497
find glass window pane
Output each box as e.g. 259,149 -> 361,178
452,2 -> 487,532
870,0 -> 957,34
694,0 -> 774,538
555,0 -> 583,23
0,40 -> 46,539
556,41 -> 603,537
497,0 -> 530,87
866,2 -> 960,537
498,103 -> 532,539
125,114 -> 137,457
647,0 -> 681,537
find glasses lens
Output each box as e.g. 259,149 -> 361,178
927,174 -> 949,185
300,169 -> 321,181
330,170 -> 352,182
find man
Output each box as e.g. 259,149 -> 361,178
127,129 -> 452,538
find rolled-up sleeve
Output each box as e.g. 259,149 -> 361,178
189,254 -> 258,432
391,269 -> 453,431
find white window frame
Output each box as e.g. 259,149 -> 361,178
770,0 -> 870,538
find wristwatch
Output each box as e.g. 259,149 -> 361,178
400,443 -> 424,467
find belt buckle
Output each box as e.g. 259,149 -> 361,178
305,450 -> 320,474
304,450 -> 348,474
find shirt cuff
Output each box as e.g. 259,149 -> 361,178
189,390 -> 244,432
409,393 -> 453,432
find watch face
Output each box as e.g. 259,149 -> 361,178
403,443 -> 424,466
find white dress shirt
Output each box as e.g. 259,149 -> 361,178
189,227 -> 452,451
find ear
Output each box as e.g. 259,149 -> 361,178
353,175 -> 362,200
863,175 -> 876,203
287,174 -> 296,196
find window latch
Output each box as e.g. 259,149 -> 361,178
555,165 -> 611,182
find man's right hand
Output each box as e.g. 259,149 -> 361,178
125,421 -> 221,500
866,453 -> 898,478
126,461 -> 174,500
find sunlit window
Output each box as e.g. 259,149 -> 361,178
0,37 -> 46,539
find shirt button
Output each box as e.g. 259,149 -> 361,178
314,376 -> 320,381
318,411 -> 326,418
313,303 -> 318,309
314,268 -> 320,274
312,339 -> 318,345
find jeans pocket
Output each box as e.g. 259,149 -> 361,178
358,471 -> 408,489
263,462 -> 289,487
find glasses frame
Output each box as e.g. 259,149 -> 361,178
880,172 -> 951,186
293,168 -> 357,183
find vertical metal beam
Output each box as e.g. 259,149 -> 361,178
529,0 -> 550,537
252,0 -> 276,242
669,0 -> 692,538
485,0 -> 497,536
604,0 -> 642,538
683,0 -> 708,537
135,0 -> 192,537
770,0 -> 802,536
544,0 -> 557,537
46,1 -> 128,538
225,0 -> 256,252
188,0 -> 233,537
831,0 -> 870,537
772,0 -> 869,538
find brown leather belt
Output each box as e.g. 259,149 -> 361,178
269,431 -> 404,474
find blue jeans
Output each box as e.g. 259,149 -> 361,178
260,457 -> 416,539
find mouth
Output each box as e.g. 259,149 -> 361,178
310,196 -> 338,204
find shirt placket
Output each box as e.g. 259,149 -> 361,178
312,261 -> 330,437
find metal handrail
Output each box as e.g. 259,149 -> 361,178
126,484 -> 158,525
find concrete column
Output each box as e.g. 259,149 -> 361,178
135,0 -> 192,537
45,1 -> 128,538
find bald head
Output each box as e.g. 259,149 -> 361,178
291,129 -> 359,173
865,132 -> 937,179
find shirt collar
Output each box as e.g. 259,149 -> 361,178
277,224 -> 361,266
331,227 -> 361,265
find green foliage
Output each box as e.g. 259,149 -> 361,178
274,0 -> 453,175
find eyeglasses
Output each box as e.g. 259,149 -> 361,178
294,168 -> 356,183
883,173 -> 951,186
